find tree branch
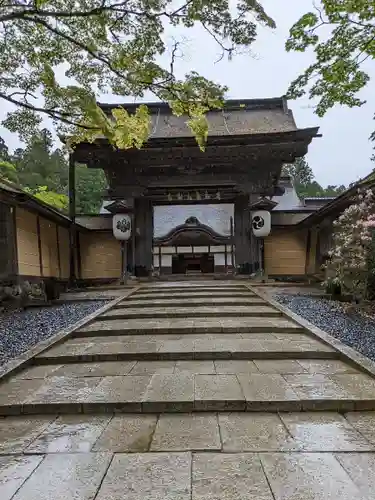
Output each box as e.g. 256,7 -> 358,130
201,21 -> 233,63
0,0 -> 190,24
22,14 -> 179,100
0,90 -> 98,129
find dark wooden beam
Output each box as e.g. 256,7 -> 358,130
56,224 -> 61,279
76,231 -> 82,279
36,215 -> 43,277
68,154 -> 76,284
11,206 -> 19,276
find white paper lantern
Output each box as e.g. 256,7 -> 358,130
251,210 -> 271,237
113,213 -> 132,240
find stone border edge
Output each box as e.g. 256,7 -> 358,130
0,286 -> 141,383
248,284 -> 375,379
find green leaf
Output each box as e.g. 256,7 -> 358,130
0,0 -> 274,150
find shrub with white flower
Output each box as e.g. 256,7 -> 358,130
324,187 -> 375,299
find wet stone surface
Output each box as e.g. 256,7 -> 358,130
2,282 -> 375,498
11,452 -> 112,500
25,415 -> 110,453
95,452 -> 192,500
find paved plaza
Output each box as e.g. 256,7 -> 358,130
1,282 -> 375,498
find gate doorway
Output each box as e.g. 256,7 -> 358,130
172,253 -> 215,274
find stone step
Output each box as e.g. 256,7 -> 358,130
100,305 -> 282,320
115,298 -> 266,308
15,359 -> 362,378
69,332 -> 318,343
3,411 -> 375,455
35,335 -> 337,364
75,285 -> 135,292
137,286 -> 249,294
1,371 -> 375,415
35,350 -> 339,364
78,317 -> 304,336
128,291 -> 257,300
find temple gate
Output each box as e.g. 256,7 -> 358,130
70,97 -> 318,279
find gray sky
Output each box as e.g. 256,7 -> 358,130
0,0 -> 374,187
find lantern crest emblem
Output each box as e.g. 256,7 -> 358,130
252,215 -> 265,231
116,218 -> 131,233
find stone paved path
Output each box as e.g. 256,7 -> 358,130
1,281 -> 375,498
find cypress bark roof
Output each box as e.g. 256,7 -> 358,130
98,97 -> 297,139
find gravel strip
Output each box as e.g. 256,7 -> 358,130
0,301 -> 109,366
274,293 -> 375,362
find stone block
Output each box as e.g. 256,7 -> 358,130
237,374 -> 299,406
87,375 -> 151,408
214,360 -> 259,374
0,379 -> 45,409
330,374 -> 375,399
175,361 -> 216,374
0,416 -> 54,454
95,452 -> 191,500
253,360 -> 305,374
0,455 -> 43,500
150,414 -> 220,451
280,412 -> 374,451
53,361 -> 136,377
192,453 -> 274,500
142,373 -> 194,412
25,415 -> 111,453
13,365 -> 63,379
284,374 -> 354,400
37,342 -> 93,358
335,453 -> 375,496
24,376 -> 102,405
130,361 -> 176,375
260,452 -> 363,500
11,453 -> 112,500
345,412 -> 375,444
219,412 -> 299,451
297,360 -> 360,374
93,415 -> 157,452
194,375 -> 245,411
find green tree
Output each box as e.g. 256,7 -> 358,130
0,0 -> 275,150
14,129 -> 58,190
0,160 -> 19,183
6,132 -> 106,213
0,137 -> 10,162
76,165 -> 107,214
282,157 -> 346,198
282,157 -> 314,187
24,186 -> 69,211
286,1 -> 374,119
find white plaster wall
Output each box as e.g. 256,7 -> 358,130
153,254 -> 172,269
214,253 -> 226,266
153,204 -> 234,238
161,254 -> 172,268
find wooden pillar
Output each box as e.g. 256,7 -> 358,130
249,228 -> 261,273
306,226 -> 318,275
134,198 -> 153,275
234,195 -> 251,273
68,154 -> 76,285
234,194 -> 264,274
36,215 -> 43,277
0,203 -> 18,278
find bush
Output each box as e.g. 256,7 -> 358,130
0,281 -> 45,311
325,277 -> 342,297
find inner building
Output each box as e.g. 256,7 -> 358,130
153,205 -> 234,275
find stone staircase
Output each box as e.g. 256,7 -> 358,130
1,281 -> 375,415
3,282 -> 375,499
